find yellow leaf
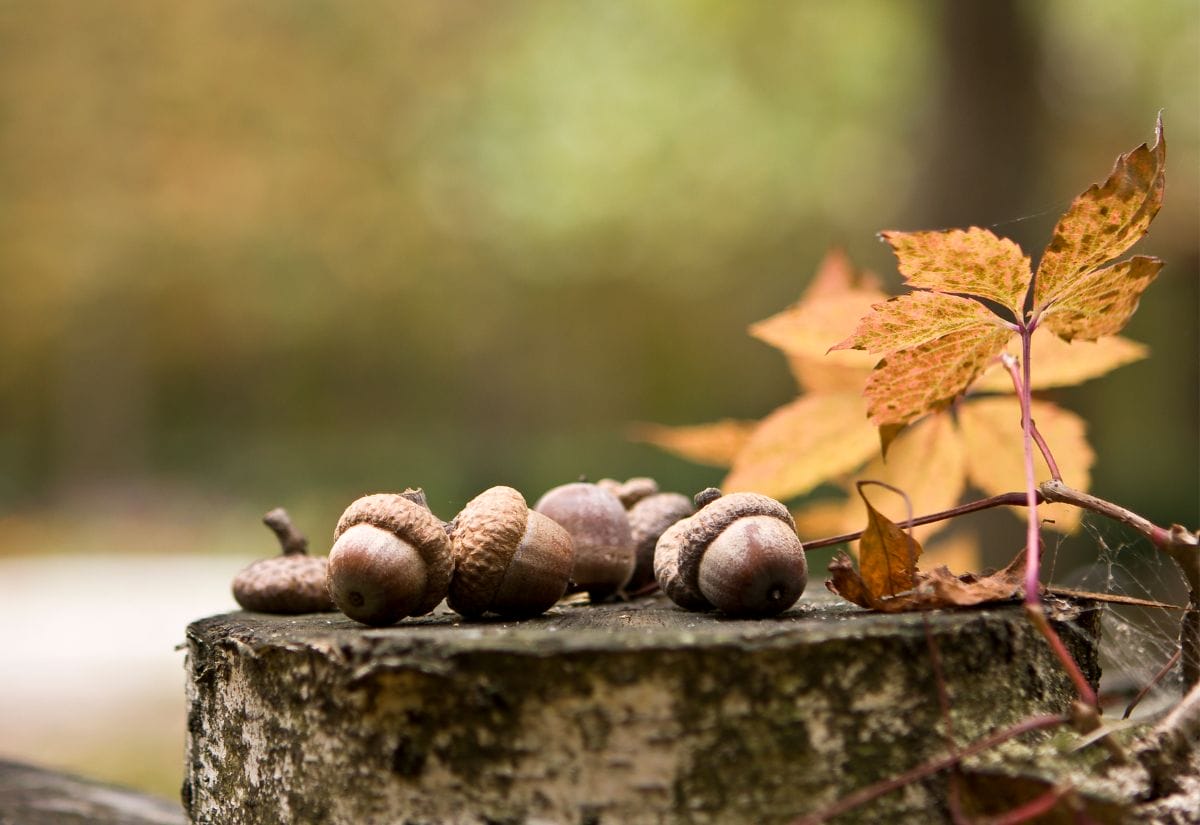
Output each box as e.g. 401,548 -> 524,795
750,248 -> 886,393
723,393 -> 880,501
957,397 -> 1093,533
864,325 -> 1012,425
855,483 -> 922,599
632,419 -> 756,468
752,290 -> 887,363
969,329 -> 1148,392
920,531 -> 982,575
838,412 -> 967,544
792,498 -> 851,542
785,352 -> 877,393
802,247 -> 883,299
882,226 -> 1032,318
1034,117 -> 1166,315
1040,256 -> 1162,342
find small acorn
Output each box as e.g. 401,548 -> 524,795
655,488 -> 807,617
447,486 -> 574,619
327,491 -> 454,626
534,481 -> 636,602
599,477 -> 695,593
231,508 -> 335,614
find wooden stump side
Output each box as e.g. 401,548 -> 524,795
184,594 -> 1101,825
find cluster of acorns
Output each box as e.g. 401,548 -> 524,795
231,479 -> 808,624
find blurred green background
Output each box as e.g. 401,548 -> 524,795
0,0 -> 1196,800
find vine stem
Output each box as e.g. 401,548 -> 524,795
1007,338 -> 1100,712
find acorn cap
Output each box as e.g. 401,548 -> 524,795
654,492 -> 795,612
334,493 -> 454,617
447,486 -> 530,617
231,508 -> 334,614
232,554 -> 333,613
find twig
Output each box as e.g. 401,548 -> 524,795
802,492 -> 1031,550
789,714 -> 1068,825
1040,479 -> 1199,691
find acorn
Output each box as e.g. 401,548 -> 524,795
655,489 -> 807,617
534,481 -> 636,602
598,477 -> 695,592
231,508 -> 335,614
327,492 -> 454,626
447,486 -> 574,619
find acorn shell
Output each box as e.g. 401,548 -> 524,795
654,492 -> 801,614
534,482 -> 635,601
332,493 -> 454,619
448,486 -> 574,618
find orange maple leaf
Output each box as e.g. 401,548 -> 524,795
638,236 -> 1148,542
834,118 -> 1165,428
641,117 -> 1166,550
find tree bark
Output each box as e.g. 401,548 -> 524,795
184,594 -> 1100,825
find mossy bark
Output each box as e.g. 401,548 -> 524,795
184,594 -> 1101,825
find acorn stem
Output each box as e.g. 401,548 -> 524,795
263,508 -> 309,556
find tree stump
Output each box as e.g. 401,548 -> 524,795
183,593 -> 1100,825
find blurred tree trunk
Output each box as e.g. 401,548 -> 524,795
915,1 -> 1043,232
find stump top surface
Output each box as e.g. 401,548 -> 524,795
188,591 -> 1094,660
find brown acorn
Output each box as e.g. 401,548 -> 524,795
655,489 -> 806,617
327,492 -> 453,626
447,486 -> 574,619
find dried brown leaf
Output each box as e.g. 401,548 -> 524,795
855,483 -> 922,599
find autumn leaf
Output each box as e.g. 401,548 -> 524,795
858,325 -> 1012,425
833,290 -> 1008,355
1033,115 -> 1166,319
632,419 -> 756,468
855,482 -> 921,598
882,226 -> 1031,318
958,397 -> 1092,533
835,119 -> 1166,428
1037,256 -> 1162,342
969,329 -> 1147,393
751,247 -> 884,393
723,393 -> 879,501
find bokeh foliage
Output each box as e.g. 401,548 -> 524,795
0,0 -> 1195,554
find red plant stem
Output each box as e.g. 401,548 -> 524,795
1006,337 -> 1100,711
802,492 -> 1032,550
788,714 -> 1068,825
1028,419 -> 1063,482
